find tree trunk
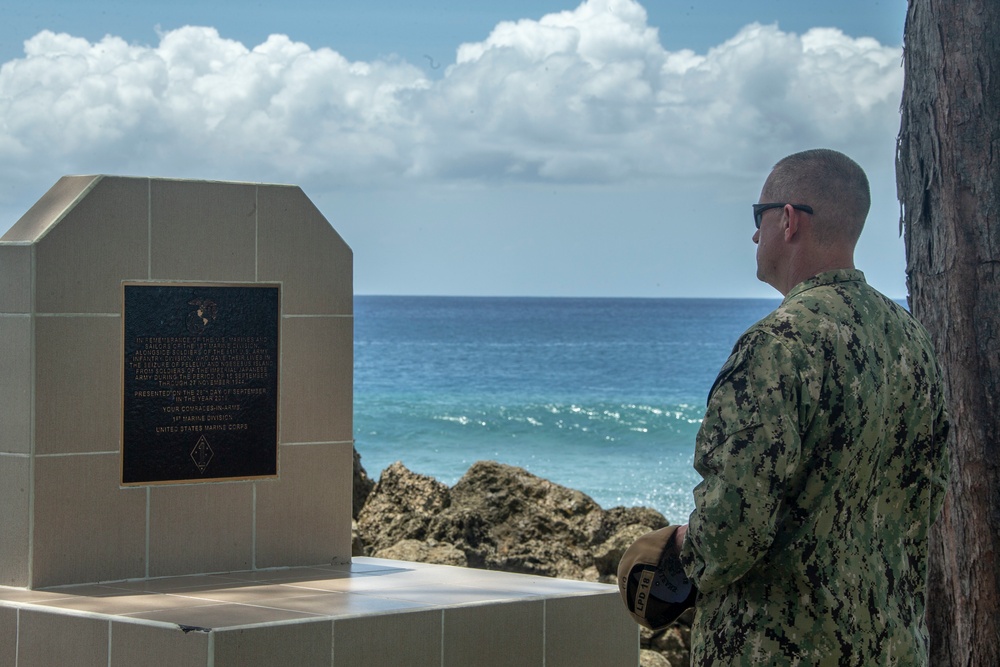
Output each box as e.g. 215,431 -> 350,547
896,0 -> 1000,665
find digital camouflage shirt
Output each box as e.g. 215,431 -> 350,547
679,269 -> 949,666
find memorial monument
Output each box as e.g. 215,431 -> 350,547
0,176 -> 635,666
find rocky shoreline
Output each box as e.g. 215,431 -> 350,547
352,449 -> 692,667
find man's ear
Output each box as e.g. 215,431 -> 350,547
783,204 -> 800,241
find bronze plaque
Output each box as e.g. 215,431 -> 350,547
122,283 -> 279,485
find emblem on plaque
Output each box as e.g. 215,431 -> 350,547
187,298 -> 218,334
191,435 -> 214,473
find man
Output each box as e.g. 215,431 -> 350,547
677,149 -> 950,665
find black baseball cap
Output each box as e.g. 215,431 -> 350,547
617,525 -> 697,630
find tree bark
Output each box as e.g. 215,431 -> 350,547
896,0 -> 1000,664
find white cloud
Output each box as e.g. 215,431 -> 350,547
0,0 -> 902,211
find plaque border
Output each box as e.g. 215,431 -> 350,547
120,280 -> 281,487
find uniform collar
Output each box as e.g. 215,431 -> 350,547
783,269 -> 867,302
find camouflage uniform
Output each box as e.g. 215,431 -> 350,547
679,269 -> 949,666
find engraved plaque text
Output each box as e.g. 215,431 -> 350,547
122,283 -> 279,485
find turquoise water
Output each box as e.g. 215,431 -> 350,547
353,296 -> 780,523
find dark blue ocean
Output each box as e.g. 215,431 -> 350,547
353,296 -> 780,523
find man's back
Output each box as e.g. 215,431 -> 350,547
681,269 -> 949,665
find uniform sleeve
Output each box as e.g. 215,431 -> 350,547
680,330 -> 804,594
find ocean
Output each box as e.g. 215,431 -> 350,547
353,295 -> 781,524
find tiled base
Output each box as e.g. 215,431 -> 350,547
0,557 -> 638,667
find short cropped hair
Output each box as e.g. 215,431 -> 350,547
763,149 -> 870,244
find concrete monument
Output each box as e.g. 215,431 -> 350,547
0,176 -> 635,666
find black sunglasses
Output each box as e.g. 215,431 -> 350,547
753,203 -> 813,229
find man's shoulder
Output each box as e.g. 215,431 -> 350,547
763,273 -> 908,332
740,274 -> 938,382
734,278 -> 904,358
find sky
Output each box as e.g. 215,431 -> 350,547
0,0 -> 910,298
